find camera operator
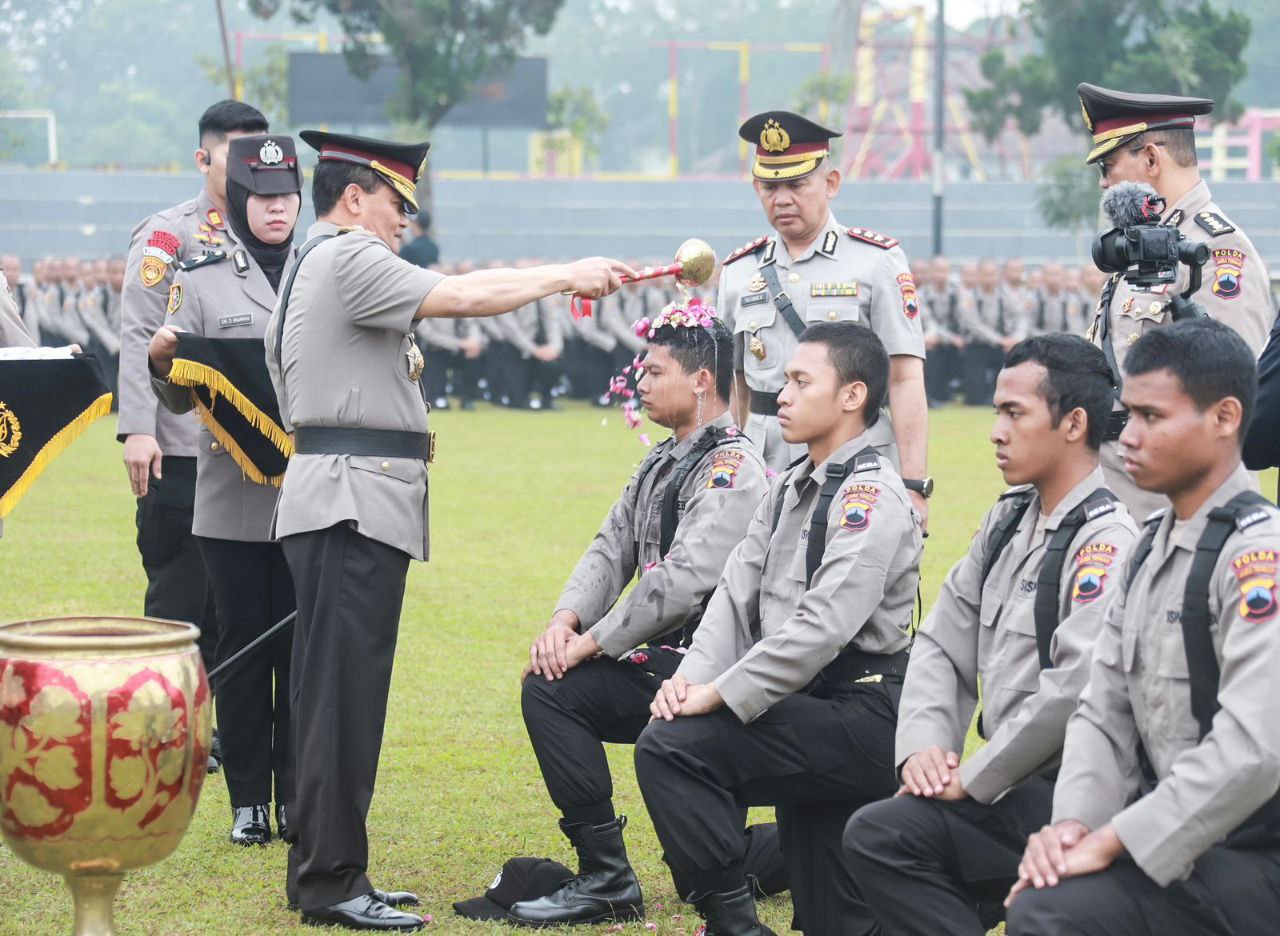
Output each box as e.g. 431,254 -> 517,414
1078,82 -> 1274,519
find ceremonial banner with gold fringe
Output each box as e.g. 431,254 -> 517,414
0,355 -> 112,518
168,335 -> 293,486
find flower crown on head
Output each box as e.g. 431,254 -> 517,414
633,295 -> 719,340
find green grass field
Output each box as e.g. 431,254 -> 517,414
3,403 -> 1251,935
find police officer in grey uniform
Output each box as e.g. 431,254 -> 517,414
844,334 -> 1137,935
1031,261 -> 1086,337
265,129 -> 633,932
118,100 -> 269,685
149,133 -> 303,849
635,323 -> 922,936
919,256 -> 964,405
718,111 -> 931,528
509,312 -> 779,927
1006,320 -> 1280,934
0,277 -> 34,349
959,259 -> 1017,406
1078,83 -> 1275,522
414,316 -> 485,410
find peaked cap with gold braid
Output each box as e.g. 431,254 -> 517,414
299,130 -> 431,214
738,110 -> 841,181
1077,82 -> 1213,165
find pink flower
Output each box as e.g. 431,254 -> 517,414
645,924 -> 658,932
624,406 -> 643,430
725,427 -> 738,436
639,433 -> 652,447
766,468 -> 778,479
633,317 -> 651,338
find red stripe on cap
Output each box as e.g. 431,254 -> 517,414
754,140 -> 829,158
1093,113 -> 1195,136
320,146 -> 415,182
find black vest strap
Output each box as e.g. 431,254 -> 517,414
659,428 -> 732,557
273,233 -> 336,376
981,490 -> 1035,590
759,260 -> 807,338
1096,274 -> 1122,391
1031,488 -> 1119,669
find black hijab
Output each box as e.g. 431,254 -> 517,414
225,178 -> 295,292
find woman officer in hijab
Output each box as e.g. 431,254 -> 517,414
147,133 -> 302,846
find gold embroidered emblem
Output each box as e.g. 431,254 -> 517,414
760,119 -> 790,153
749,334 -> 767,362
0,401 -> 21,457
747,273 -> 767,294
406,339 -> 425,381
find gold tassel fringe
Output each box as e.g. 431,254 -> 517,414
189,396 -> 283,487
0,392 -> 113,519
169,358 -> 294,457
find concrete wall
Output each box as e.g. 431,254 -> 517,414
2,170 -> 1278,266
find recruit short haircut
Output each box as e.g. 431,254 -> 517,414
1004,333 -> 1115,450
1125,318 -> 1255,445
1133,127 -> 1198,168
310,162 -> 385,217
647,318 -> 734,403
797,321 -> 889,426
197,100 -> 268,144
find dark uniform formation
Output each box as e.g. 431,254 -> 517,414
4,78 -> 1278,936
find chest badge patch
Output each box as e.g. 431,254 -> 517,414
1212,248 -> 1246,300
839,482 -> 880,532
707,450 -> 745,490
897,272 -> 919,320
1072,542 -> 1117,604
747,273 -> 767,294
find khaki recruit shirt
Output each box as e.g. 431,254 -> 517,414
1089,180 -> 1274,521
1052,464 -> 1280,886
152,247 -> 294,543
265,222 -> 443,560
717,213 -> 926,472
118,189 -> 236,454
896,468 -> 1137,804
678,431 -> 921,723
556,412 -> 767,658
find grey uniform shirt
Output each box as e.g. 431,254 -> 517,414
0,280 -> 34,348
1052,465 -> 1280,886
959,288 -> 1011,345
415,315 -> 483,354
1090,180 -> 1274,521
718,213 -> 926,471
896,468 -> 1137,804
265,222 -> 443,560
556,412 -> 767,658
1032,289 -> 1086,337
152,249 -> 293,542
118,190 -> 237,453
919,283 -> 962,341
678,431 -> 922,723
503,300 -> 563,357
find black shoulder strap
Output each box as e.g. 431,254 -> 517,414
980,491 -> 1036,591
273,234 -> 336,375
1126,512 -> 1163,588
758,260 -> 807,338
769,454 -> 811,535
803,445 -> 879,588
659,428 -> 732,557
1096,274 -> 1123,392
630,442 -> 675,569
1182,490 -> 1273,739
1032,488 -> 1119,669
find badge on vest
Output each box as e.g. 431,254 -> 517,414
218,313 -> 254,329
741,291 -> 769,307
406,340 -> 425,381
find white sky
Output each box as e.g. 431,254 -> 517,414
879,0 -> 1021,28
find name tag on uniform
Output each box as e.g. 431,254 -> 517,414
218,313 -> 254,329
810,282 -> 859,298
741,292 -> 769,306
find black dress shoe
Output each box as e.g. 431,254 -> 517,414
289,888 -> 419,913
206,754 -> 220,775
301,893 -> 424,931
275,803 -> 289,841
230,805 -> 271,846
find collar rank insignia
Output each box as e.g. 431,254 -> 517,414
724,236 -> 770,265
819,230 -> 838,256
232,249 -> 250,275
1194,211 -> 1235,237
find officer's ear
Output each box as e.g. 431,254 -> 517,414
1061,405 -> 1088,443
824,164 -> 842,199
1209,395 -> 1245,445
841,378 -> 867,414
194,148 -> 211,175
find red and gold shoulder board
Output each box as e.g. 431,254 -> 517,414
846,227 -> 899,250
724,236 -> 770,265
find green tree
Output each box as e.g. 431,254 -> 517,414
249,0 -> 565,128
546,85 -> 610,166
198,44 -> 291,127
1037,154 -> 1101,258
965,0 -> 1252,144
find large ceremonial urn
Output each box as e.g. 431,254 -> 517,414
0,617 -> 212,935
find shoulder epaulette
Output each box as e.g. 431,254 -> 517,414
852,450 -> 880,473
846,226 -> 899,250
1235,503 -> 1275,532
998,484 -> 1035,500
724,236 -> 770,265
1193,211 -> 1236,237
178,250 -> 228,273
1142,507 -> 1168,527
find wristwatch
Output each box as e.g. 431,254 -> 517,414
903,477 -> 934,498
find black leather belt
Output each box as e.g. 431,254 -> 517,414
1103,409 -> 1129,443
821,647 -> 910,684
294,427 -> 433,461
749,390 -> 780,417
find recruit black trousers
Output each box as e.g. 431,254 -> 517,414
1005,844 -> 1280,935
281,522 -> 410,911
521,655 -> 789,897
197,536 -> 295,808
134,456 -> 217,668
634,681 -> 899,936
843,774 -> 1054,935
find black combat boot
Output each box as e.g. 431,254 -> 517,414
506,816 -> 644,926
691,885 -> 776,936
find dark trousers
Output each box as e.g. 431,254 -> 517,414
282,522 -> 410,911
960,343 -> 1004,407
559,338 -> 614,401
1005,845 -> 1280,935
424,347 -> 480,405
634,683 -> 899,935
197,536 -> 296,807
925,343 -> 960,403
134,456 -> 217,669
844,775 -> 1054,935
521,656 -> 788,895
